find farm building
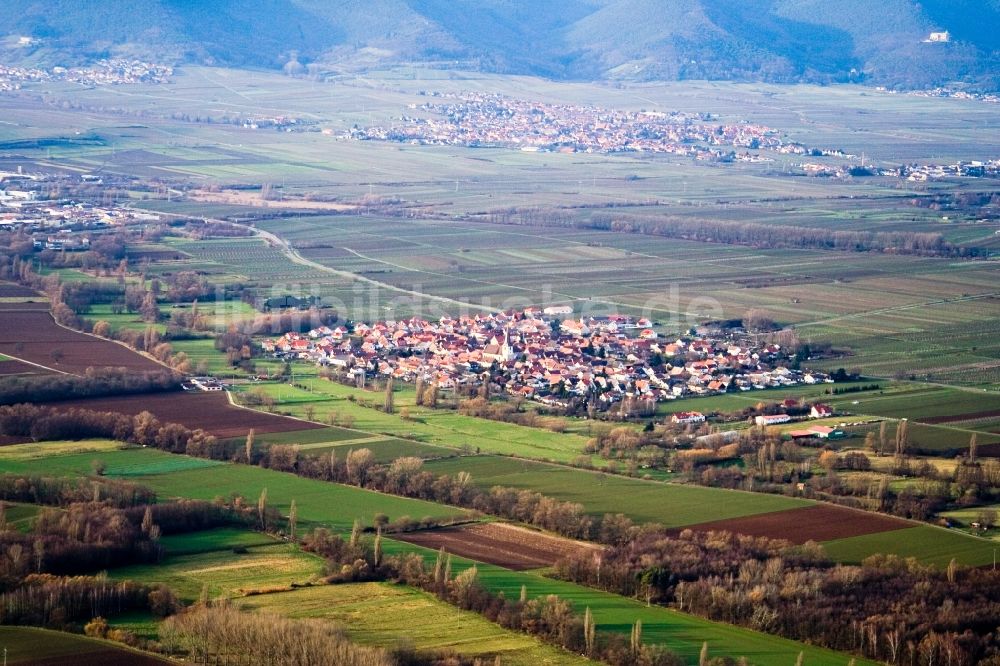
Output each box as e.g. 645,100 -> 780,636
789,425 -> 845,440
672,411 -> 706,425
755,413 -> 791,426
810,404 -> 834,418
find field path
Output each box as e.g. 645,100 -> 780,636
338,245 -> 695,318
250,225 -> 497,314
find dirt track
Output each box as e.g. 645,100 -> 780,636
395,522 -> 601,570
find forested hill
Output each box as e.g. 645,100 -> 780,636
3,0 -> 999,90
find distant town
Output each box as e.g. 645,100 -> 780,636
346,91 -> 1000,180
0,58 -> 172,91
347,91 -> 805,161
265,308 -> 832,415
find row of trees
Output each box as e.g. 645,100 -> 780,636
486,206 -> 976,257
0,473 -> 154,509
0,404 -> 221,458
160,604 -> 396,666
0,574 -> 170,628
0,368 -> 180,406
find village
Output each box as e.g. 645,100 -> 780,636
0,58 -> 172,92
264,307 -> 833,415
346,91 -> 804,160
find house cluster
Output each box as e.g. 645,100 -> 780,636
264,308 -> 832,411
346,92 -> 812,160
902,160 -> 1000,182
797,159 -> 1000,181
1,173 -> 161,245
887,87 -> 1000,104
1,198 -> 159,235
0,59 -> 172,91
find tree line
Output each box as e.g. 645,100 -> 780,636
0,368 -> 180,406
485,206 -> 983,257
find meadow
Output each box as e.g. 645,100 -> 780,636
112,528 -> 325,601
242,583 -> 590,666
0,446 -> 467,531
233,379 -> 595,464
822,525 -> 998,567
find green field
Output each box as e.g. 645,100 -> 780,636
0,447 -> 223,478
425,455 -> 810,527
0,439 -> 126,461
655,381 -> 874,416
0,625 -> 169,664
243,583 -> 589,666
234,379 -> 595,464
822,525 -> 999,567
158,526 -> 281,556
0,447 -> 467,531
2,502 -> 44,532
112,529 -> 324,601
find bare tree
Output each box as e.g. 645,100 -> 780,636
383,376 -> 395,414
288,499 -> 298,540
245,428 -> 255,464
257,487 -> 268,531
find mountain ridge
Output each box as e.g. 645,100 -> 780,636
2,0 -> 998,89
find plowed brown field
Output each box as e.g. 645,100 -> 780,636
668,504 -> 911,544
395,522 -> 602,570
41,391 -> 322,439
0,309 -> 163,375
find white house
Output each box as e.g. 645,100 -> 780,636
671,411 -> 706,425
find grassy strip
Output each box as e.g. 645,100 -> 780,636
243,583 -> 590,666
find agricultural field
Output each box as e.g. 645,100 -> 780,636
0,626 -> 170,665
424,455 -> 1000,566
0,306 -> 165,375
666,504 -> 911,543
232,379 -> 595,463
0,441 -> 886,663
395,521 -> 602,571
111,528 -> 325,601
938,504 -> 1000,539
822,525 -> 998,567
242,583 -> 590,666
425,455 -> 810,528
39,390 -> 324,440
376,539 -> 878,666
0,445 -> 468,531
